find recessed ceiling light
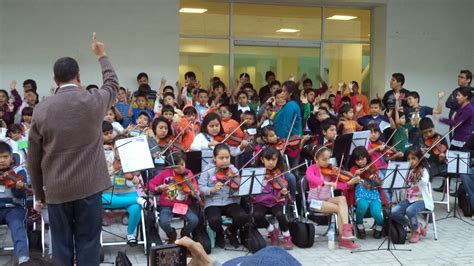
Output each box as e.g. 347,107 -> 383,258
276,28 -> 300,33
327,15 -> 357,20
179,8 -> 207,14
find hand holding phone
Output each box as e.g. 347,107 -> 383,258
149,244 -> 187,266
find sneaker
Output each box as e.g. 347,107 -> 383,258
226,229 -> 240,248
418,223 -> 426,237
268,228 -> 280,246
283,235 -> 293,250
341,224 -> 356,240
215,231 -> 225,248
167,229 -> 177,244
339,239 -> 361,250
409,231 -> 420,243
127,234 -> 138,247
356,224 -> 366,239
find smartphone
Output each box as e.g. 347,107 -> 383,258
149,244 -> 187,266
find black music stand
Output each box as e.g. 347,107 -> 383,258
352,161 -> 411,264
333,133 -> 352,167
350,130 -> 371,153
437,150 -> 473,225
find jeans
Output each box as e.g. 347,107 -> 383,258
461,168 -> 474,211
159,206 -> 199,236
102,192 -> 141,235
284,172 -> 297,198
0,207 -> 29,258
356,199 -> 383,225
391,199 -> 425,230
48,192 -> 102,266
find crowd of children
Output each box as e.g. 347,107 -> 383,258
1,68 -> 473,263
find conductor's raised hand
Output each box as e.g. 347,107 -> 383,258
91,32 -> 106,58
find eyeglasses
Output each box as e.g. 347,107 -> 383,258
458,75 -> 467,79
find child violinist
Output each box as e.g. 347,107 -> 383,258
253,146 -> 293,249
256,126 -> 297,197
190,112 -> 247,156
123,111 -> 155,139
419,117 -> 449,191
198,144 -> 250,249
306,145 -> 361,250
391,146 -> 433,243
102,133 -> 148,246
349,146 -> 385,239
149,152 -> 200,243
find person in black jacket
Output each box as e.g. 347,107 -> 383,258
382,73 -> 410,109
460,134 -> 474,216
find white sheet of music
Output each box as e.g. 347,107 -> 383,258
116,136 -> 154,172
447,150 -> 470,174
237,168 -> 265,196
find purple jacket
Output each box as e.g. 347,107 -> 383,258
440,103 -> 474,142
2,89 -> 22,125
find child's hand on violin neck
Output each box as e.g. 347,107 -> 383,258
347,176 -> 361,186
155,184 -> 167,192
280,188 -> 288,195
211,182 -> 224,193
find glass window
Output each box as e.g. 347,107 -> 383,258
179,0 -> 229,36
234,4 -> 321,40
324,8 -> 371,42
179,38 -> 229,86
234,45 -> 321,91
323,43 -> 371,94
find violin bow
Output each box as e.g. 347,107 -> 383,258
361,139 -> 403,172
219,119 -> 248,144
264,163 -> 306,184
414,120 -> 463,169
155,120 -> 192,156
281,114 -> 297,154
383,127 -> 397,149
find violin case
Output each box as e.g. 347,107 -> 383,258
382,210 -> 406,244
458,183 -> 473,217
240,223 -> 267,253
192,208 -> 212,254
288,219 -> 315,248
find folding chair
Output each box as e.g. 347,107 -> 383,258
418,182 -> 438,240
300,176 -> 337,236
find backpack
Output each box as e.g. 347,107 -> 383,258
288,220 -> 315,248
458,183 -> 472,217
115,251 -> 132,266
383,210 -> 406,244
192,213 -> 212,254
240,223 -> 267,253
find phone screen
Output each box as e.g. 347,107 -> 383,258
149,244 -> 187,266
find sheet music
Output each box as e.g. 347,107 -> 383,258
237,168 -> 265,196
447,150 -> 470,174
350,130 -> 371,153
382,161 -> 410,189
379,120 -> 391,131
116,136 -> 154,172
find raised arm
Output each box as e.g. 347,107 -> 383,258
433,91 -> 445,115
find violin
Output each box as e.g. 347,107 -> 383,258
112,157 -> 139,180
424,135 -> 447,158
357,164 -> 381,190
409,166 -> 424,184
173,171 -> 203,204
273,135 -> 304,151
370,140 -> 396,157
0,169 -> 24,188
264,168 -> 288,192
215,167 -> 240,190
320,165 -> 356,183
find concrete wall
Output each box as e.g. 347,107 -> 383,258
0,0 -> 179,97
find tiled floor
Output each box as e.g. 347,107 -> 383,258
1,179 -> 473,265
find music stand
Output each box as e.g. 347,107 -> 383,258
350,130 -> 371,153
352,161 -> 411,264
333,133 -> 352,167
225,168 -> 265,253
437,150 -> 472,225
